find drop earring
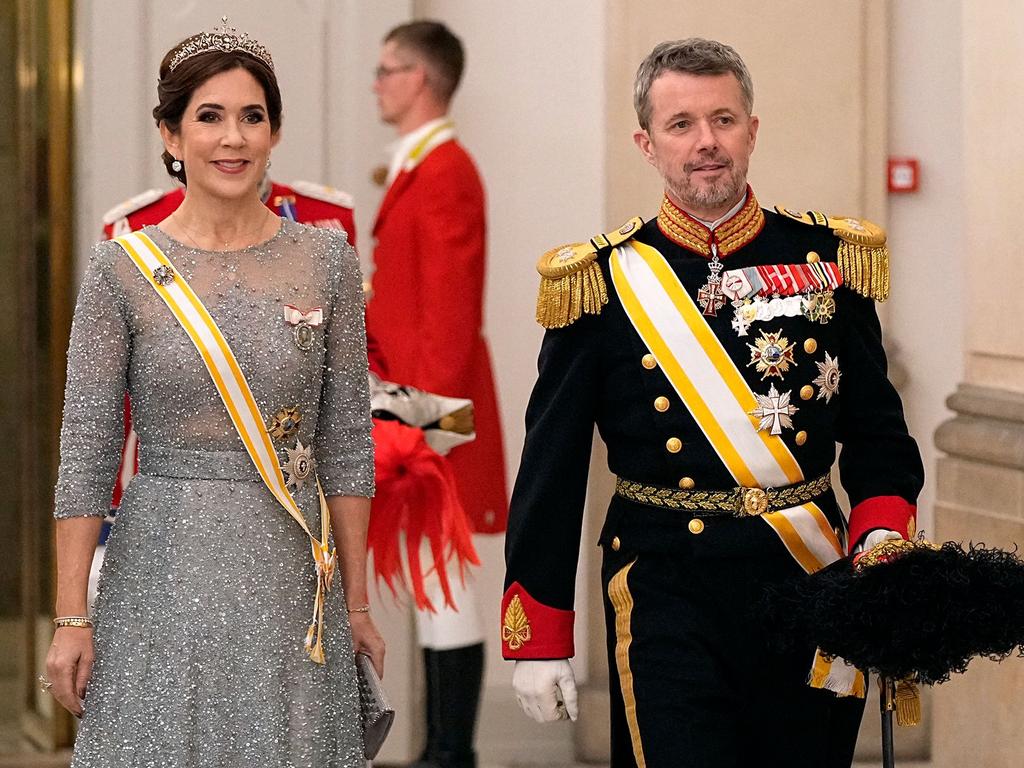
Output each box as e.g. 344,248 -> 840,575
265,157 -> 272,170
171,158 -> 183,173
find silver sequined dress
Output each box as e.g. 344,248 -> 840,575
54,220 -> 374,767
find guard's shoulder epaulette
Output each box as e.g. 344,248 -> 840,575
534,216 -> 643,329
101,188 -> 167,225
290,180 -> 355,210
774,205 -> 890,301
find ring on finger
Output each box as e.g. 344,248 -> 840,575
37,675 -> 53,693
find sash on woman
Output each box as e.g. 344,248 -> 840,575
114,231 -> 337,664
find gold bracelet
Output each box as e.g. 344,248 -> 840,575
347,604 -> 370,614
53,616 -> 93,629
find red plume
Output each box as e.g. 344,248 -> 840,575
369,418 -> 479,612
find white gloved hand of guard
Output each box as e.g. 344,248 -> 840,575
513,659 -> 579,723
855,527 -> 903,554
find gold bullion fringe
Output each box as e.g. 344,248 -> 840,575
837,241 -> 890,301
895,678 -> 922,727
535,261 -> 609,329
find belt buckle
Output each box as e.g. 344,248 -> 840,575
740,487 -> 769,517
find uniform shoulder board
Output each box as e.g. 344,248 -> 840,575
534,217 -> 642,329
101,188 -> 166,225
290,180 -> 354,210
775,206 -> 890,302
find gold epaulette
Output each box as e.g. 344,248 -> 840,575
775,206 -> 890,301
535,217 -> 642,329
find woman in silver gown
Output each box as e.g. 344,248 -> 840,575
45,25 -> 383,767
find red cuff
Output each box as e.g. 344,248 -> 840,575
500,582 -> 574,659
848,496 -> 917,550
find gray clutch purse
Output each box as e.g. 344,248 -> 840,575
356,652 -> 395,759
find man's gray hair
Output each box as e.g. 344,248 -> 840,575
633,38 -> 754,131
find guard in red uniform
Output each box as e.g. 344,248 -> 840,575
367,21 -> 507,768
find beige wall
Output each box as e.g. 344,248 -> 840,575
930,2 -> 1024,765
962,0 -> 1024,395
888,0 -> 965,546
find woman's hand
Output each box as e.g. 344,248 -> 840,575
45,627 -> 94,717
349,612 -> 385,678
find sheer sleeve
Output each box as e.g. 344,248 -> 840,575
316,234 -> 375,498
54,242 -> 130,518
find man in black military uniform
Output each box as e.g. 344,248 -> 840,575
501,38 -> 924,767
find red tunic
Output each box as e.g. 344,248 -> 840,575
366,139 -> 508,534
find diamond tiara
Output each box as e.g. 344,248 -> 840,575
168,16 -> 274,73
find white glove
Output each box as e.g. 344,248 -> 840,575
513,659 -> 579,723
855,527 -> 903,554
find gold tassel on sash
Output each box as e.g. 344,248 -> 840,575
895,677 -> 922,727
304,483 -> 338,665
535,242 -> 608,329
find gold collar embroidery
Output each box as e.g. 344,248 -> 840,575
657,187 -> 765,258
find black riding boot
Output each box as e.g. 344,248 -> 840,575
407,643 -> 484,768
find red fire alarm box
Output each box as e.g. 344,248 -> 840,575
888,157 -> 919,193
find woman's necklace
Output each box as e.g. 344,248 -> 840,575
170,209 -> 276,252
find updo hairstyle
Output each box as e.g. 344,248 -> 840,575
152,37 -> 283,185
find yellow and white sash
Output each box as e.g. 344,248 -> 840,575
610,240 -> 864,697
115,231 -> 336,664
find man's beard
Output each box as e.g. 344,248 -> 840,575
668,156 -> 747,215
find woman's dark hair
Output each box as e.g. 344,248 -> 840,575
152,37 -> 283,185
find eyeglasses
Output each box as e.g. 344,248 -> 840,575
374,64 -> 414,80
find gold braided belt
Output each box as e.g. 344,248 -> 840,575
614,473 -> 832,518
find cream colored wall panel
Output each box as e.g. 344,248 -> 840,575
74,0 -> 151,270
887,0 -> 965,548
963,1 -> 1024,389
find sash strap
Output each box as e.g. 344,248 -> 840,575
115,231 -> 336,664
609,240 -> 864,697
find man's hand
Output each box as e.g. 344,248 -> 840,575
513,659 -> 578,723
